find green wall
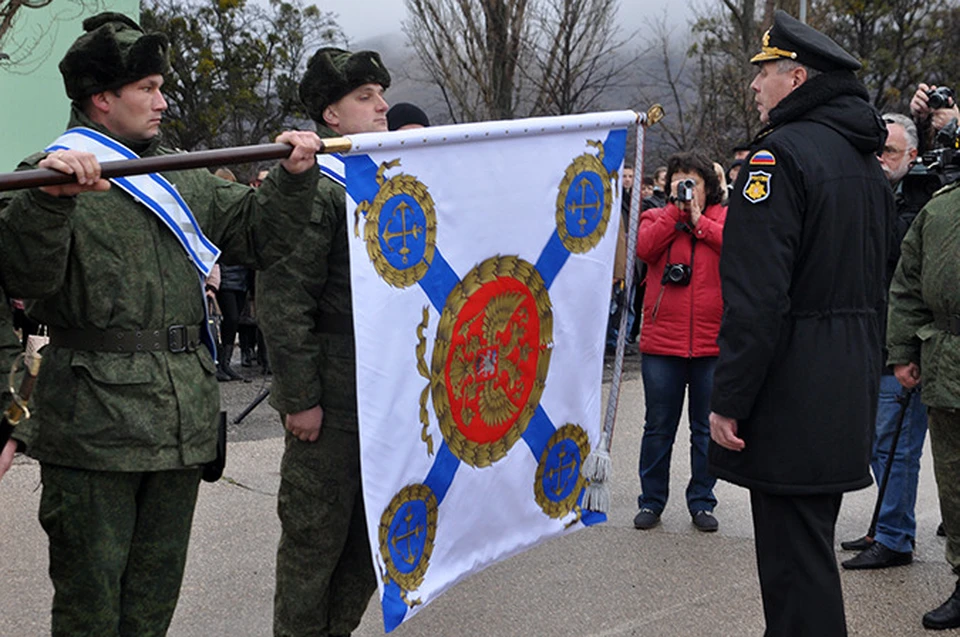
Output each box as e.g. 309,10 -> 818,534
0,1 -> 139,171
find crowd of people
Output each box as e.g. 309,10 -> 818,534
1,8 -> 960,637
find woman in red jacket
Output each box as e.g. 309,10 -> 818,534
632,151 -> 727,533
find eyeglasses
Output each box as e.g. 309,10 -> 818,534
879,145 -> 905,159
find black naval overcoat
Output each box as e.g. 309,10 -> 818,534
709,72 -> 895,495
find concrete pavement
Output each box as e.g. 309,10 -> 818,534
1,359 -> 955,636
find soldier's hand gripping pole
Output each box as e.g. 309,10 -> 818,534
0,137 -> 353,192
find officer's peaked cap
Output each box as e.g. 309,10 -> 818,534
60,12 -> 169,102
751,10 -> 861,73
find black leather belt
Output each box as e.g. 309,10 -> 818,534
934,314 -> 960,336
49,325 -> 204,353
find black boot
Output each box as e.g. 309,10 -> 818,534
923,579 -> 960,630
215,344 -> 231,382
241,347 -> 254,367
220,344 -> 244,381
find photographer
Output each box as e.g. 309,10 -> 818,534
910,83 -> 959,153
632,151 -> 727,533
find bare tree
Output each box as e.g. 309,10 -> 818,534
631,12 -> 697,159
403,0 -> 530,122
686,0 -> 763,159
0,0 -> 51,46
524,0 -> 635,116
0,0 -> 105,72
404,0 -> 638,122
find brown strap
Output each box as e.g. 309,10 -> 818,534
934,315 -> 960,336
49,325 -> 204,353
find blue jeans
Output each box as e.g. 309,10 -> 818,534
871,374 -> 927,553
637,354 -> 718,515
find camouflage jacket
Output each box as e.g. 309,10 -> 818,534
258,126 -> 358,431
887,181 -> 960,408
0,107 -> 317,470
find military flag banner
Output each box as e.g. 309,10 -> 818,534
342,110 -> 636,631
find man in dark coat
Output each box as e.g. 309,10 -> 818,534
708,10 -> 894,636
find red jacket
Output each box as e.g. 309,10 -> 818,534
636,202 -> 726,358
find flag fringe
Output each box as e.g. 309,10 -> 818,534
582,481 -> 610,513
582,431 -> 611,512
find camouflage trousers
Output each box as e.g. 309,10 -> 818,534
38,464 -> 201,637
928,408 -> 960,573
274,427 -> 377,637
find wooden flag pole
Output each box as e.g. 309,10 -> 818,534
0,137 -> 353,192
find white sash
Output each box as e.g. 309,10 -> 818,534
45,127 -> 221,277
317,152 -> 346,187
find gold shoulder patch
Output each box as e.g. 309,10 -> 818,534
742,170 -> 772,204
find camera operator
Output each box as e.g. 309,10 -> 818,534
910,83 -> 959,153
632,151 -> 727,533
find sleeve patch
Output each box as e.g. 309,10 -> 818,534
742,171 -> 772,203
749,150 -> 776,166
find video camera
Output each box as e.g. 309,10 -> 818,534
674,178 -> 695,203
902,116 -> 960,211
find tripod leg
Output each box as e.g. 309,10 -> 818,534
232,387 -> 270,425
866,387 -> 916,539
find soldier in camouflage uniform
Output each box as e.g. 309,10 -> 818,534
258,47 -> 391,637
0,12 -> 321,636
888,180 -> 960,630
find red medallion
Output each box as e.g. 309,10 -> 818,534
445,277 -> 544,444
431,256 -> 552,467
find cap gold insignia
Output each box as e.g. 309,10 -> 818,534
751,28 -> 798,63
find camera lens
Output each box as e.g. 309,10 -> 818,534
927,87 -> 955,110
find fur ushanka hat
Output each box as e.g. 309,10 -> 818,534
60,12 -> 169,102
299,47 -> 391,124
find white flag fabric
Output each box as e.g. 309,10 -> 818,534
343,111 -> 634,631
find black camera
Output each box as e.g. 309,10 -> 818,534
661,263 -> 692,286
675,178 -> 695,203
927,86 -> 956,110
901,117 -> 960,211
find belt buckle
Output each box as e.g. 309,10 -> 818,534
168,325 -> 187,353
